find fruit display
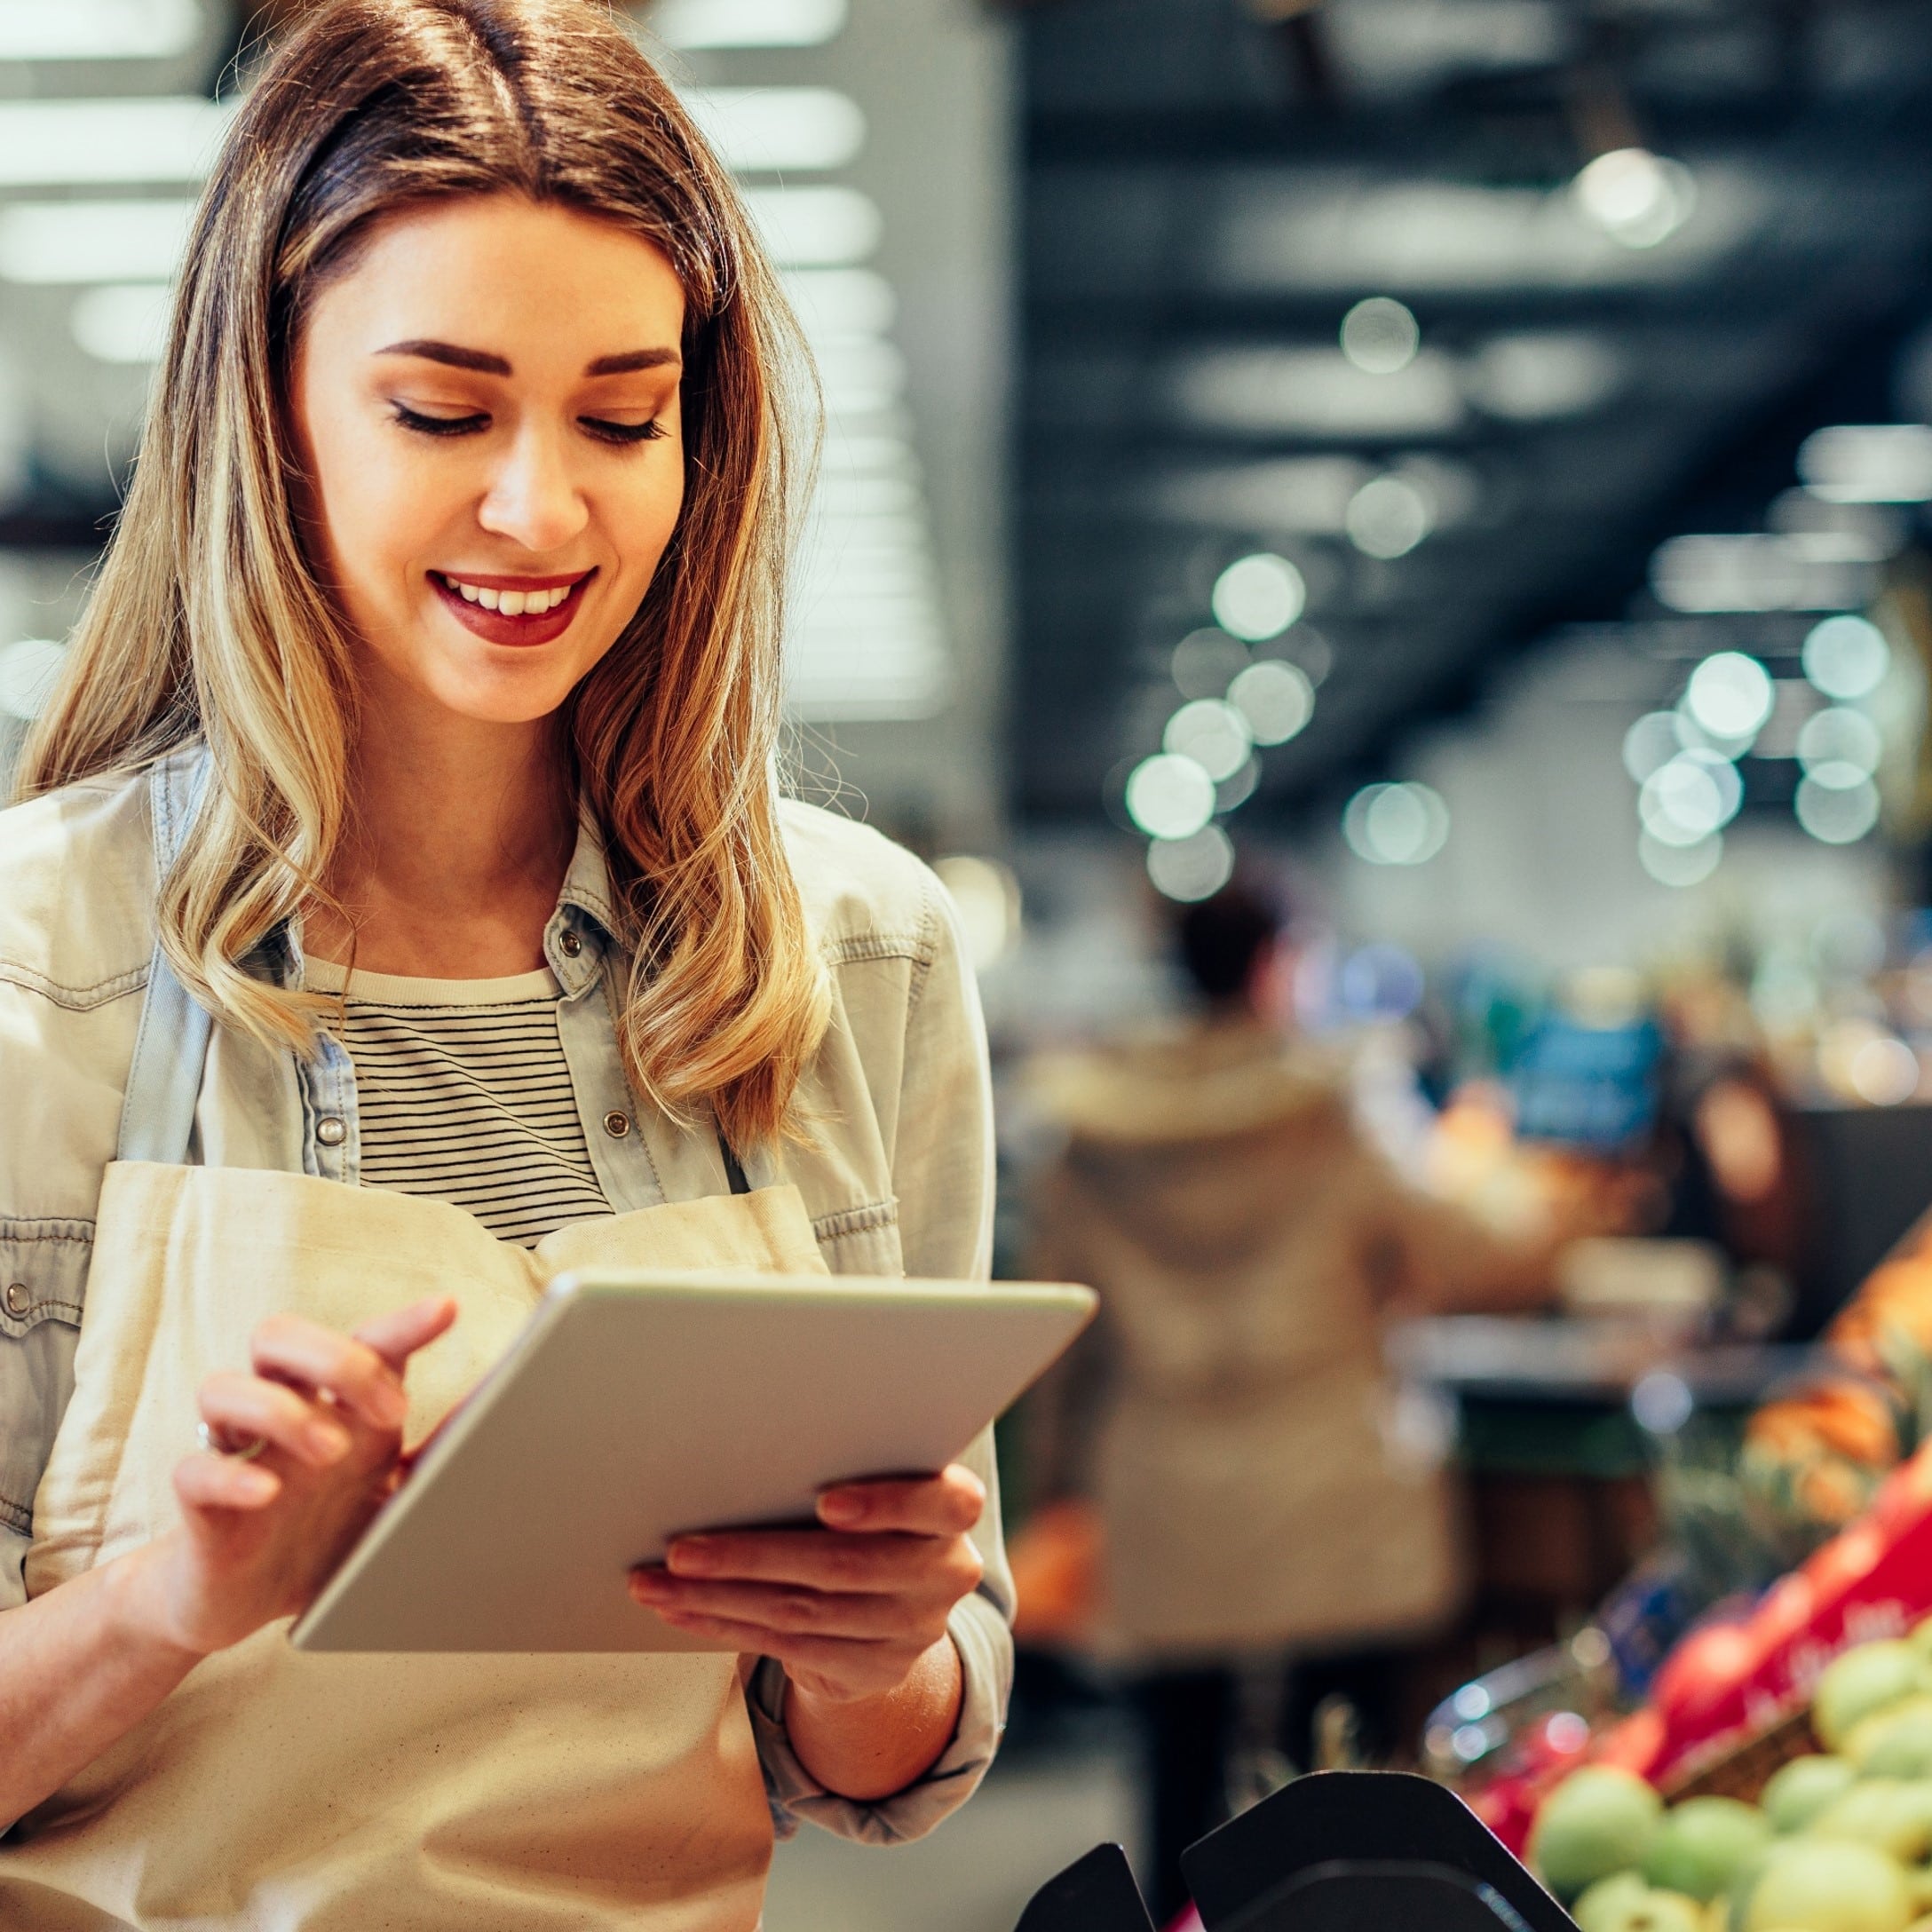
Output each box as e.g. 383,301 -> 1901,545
1530,1624 -> 1932,1931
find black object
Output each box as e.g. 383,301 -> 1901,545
1013,1845 -> 1156,1932
1012,1770 -> 1580,1932
1183,1772 -> 1578,1932
1787,1104 -> 1932,1339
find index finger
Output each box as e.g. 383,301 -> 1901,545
353,1295 -> 459,1374
817,1465 -> 986,1535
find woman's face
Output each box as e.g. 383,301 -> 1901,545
289,194 -> 687,728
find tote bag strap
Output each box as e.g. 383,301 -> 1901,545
116,750 -> 216,1167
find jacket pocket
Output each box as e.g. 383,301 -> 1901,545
0,1221 -> 92,1544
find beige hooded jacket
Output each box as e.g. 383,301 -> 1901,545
1025,1018 -> 1551,1665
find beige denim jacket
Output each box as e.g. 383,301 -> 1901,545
0,754 -> 1011,1846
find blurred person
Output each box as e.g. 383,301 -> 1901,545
0,4 -> 1009,1927
1021,880 -> 1564,1920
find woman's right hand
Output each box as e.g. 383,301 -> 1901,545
131,1295 -> 458,1659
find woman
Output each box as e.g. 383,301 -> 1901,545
0,4 -> 1009,1926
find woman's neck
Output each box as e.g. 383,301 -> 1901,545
306,688 -> 577,979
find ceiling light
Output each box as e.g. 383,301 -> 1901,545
0,198 -> 194,284
1798,424 -> 1932,505
1683,652 -> 1773,741
682,87 -> 865,174
1339,296 -> 1419,375
71,281 -> 171,363
741,186 -> 880,267
1345,472 -> 1434,558
650,0 -> 847,49
1171,628 -> 1250,701
1212,553 -> 1305,641
0,0 -> 201,59
1163,699 -> 1252,782
0,98 -> 234,187
1464,333 -> 1620,421
1147,827 -> 1236,904
1640,751 -> 1740,845
784,267 -> 896,337
1572,147 -> 1697,249
1651,534 -> 1881,614
1639,830 -> 1721,888
1343,782 -> 1449,866
1796,707 -> 1881,780
1228,660 -> 1314,745
1622,711 -> 1681,784
1174,346 -> 1465,439
1802,614 -> 1890,700
1795,772 -> 1880,844
1126,754 -> 1216,842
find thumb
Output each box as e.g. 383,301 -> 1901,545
352,1295 -> 459,1374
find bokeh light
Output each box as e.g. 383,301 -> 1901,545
1169,627 -> 1248,701
1163,698 -> 1253,782
1343,782 -> 1450,866
1211,552 -> 1306,642
1802,614 -> 1890,701
1638,830 -> 1721,887
1125,752 -> 1215,841
1794,770 -> 1880,843
1683,652 -> 1774,742
1572,147 -> 1697,249
1227,659 -> 1315,746
1345,474 -> 1433,559
1339,297 -> 1420,376
1146,826 -> 1235,902
1796,706 -> 1881,779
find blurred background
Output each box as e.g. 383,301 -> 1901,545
11,2 -> 1932,1928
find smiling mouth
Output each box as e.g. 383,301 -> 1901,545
432,570 -> 592,617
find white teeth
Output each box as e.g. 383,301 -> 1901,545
442,575 -> 578,614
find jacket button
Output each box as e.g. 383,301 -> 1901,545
4,1283 -> 29,1318
603,1111 -> 631,1139
316,1116 -> 348,1148
558,930 -> 583,959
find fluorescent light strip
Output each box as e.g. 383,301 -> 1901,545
743,186 -> 881,268
0,0 -> 202,60
682,88 -> 865,174
0,98 -> 235,188
0,199 -> 196,285
652,0 -> 847,50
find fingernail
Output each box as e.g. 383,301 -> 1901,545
819,1491 -> 864,1526
308,1421 -> 352,1462
234,1467 -> 279,1503
668,1538 -> 716,1576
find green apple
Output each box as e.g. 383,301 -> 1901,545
1762,1754 -> 1858,1833
1806,1778 -> 1932,1863
1576,1873 -> 1655,1932
1642,1798 -> 1773,1901
1815,1644 -> 1932,1752
1743,1837 -> 1915,1932
1849,1698 -> 1932,1771
1532,1767 -> 1665,1902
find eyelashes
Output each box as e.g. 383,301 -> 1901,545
387,403 -> 667,447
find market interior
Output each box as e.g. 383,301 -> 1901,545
8,2 -> 1932,1930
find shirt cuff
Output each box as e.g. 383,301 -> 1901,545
747,1588 -> 1013,1845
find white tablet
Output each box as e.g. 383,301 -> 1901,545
291,1271 -> 1096,1653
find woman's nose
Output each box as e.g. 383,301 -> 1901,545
476,426 -> 590,553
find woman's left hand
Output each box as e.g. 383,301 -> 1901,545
628,1464 -> 986,1703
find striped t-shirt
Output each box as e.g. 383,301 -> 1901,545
304,956 -> 612,1247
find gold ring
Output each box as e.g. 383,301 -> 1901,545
197,1421 -> 268,1462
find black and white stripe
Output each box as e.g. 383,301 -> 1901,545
305,960 -> 611,1247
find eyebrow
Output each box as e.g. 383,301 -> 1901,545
374,340 -> 681,377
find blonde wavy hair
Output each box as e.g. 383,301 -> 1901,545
19,0 -> 829,1150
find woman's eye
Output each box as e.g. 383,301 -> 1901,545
390,403 -> 489,438
582,417 -> 667,447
